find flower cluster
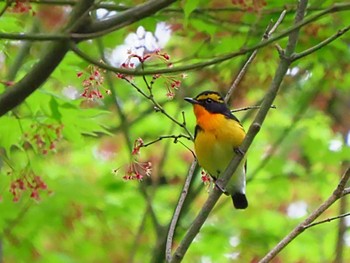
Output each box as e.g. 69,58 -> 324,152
122,161 -> 152,181
159,73 -> 187,99
116,49 -> 172,80
9,171 -> 49,202
111,22 -> 184,98
9,0 -> 35,15
132,137 -> 144,155
117,49 -> 186,99
109,23 -> 171,68
77,65 -> 111,100
24,123 -> 63,155
201,170 -> 213,191
113,138 -> 152,181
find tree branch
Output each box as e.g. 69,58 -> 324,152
292,25 -> 350,61
169,1 -> 309,261
1,3 -> 349,42
69,2 -> 350,76
334,195 -> 348,263
247,84 -> 320,182
0,0 -> 176,117
165,161 -> 197,262
76,0 -> 177,37
304,211 -> 350,230
224,9 -> 287,103
231,105 -> 276,113
0,0 -> 96,117
259,167 -> 350,263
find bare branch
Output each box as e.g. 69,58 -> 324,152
73,0 -> 177,38
169,1 -> 309,262
0,0 -> 177,117
247,85 -> 320,182
166,161 -> 198,262
304,212 -> 350,229
334,196 -> 348,263
1,3 -> 349,43
69,3 -> 350,76
259,167 -> 350,263
0,0 -> 96,117
142,134 -> 192,148
343,187 -> 350,195
231,105 -> 276,113
292,25 -> 350,61
224,9 -> 287,102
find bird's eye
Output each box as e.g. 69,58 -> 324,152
206,98 -> 213,103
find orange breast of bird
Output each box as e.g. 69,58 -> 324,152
193,104 -> 245,178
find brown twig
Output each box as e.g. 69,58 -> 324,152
291,25 -> 350,61
142,134 -> 192,147
304,211 -> 350,229
169,1 -> 309,261
224,10 -> 287,103
259,167 -> 350,263
68,3 -> 350,77
165,161 -> 198,262
247,84 -> 320,182
0,0 -> 177,117
231,105 -> 276,113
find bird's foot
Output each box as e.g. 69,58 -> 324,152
234,147 -> 245,156
215,179 -> 228,195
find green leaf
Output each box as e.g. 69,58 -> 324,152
0,116 -> 22,155
183,0 -> 200,25
49,97 -> 62,121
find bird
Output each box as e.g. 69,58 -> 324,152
185,90 -> 248,209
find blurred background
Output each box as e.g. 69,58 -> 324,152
0,0 -> 349,262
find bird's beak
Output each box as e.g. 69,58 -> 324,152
184,97 -> 199,104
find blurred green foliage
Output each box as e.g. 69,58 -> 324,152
0,0 -> 350,262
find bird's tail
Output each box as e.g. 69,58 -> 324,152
227,158 -> 248,209
231,193 -> 248,209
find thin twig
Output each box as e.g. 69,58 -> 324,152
141,62 -> 153,97
69,3 -> 350,77
247,84 -> 320,182
142,134 -> 192,148
0,0 -> 10,17
334,193 -> 348,263
259,167 -> 350,263
231,105 -> 276,113
268,10 -> 288,36
292,25 -> 350,61
0,3 -> 349,43
304,211 -> 350,229
120,76 -> 194,140
128,206 -> 148,263
95,38 -> 162,261
25,0 -> 333,15
166,160 -> 197,262
169,1 -> 308,261
343,187 -> 350,195
224,10 -> 287,103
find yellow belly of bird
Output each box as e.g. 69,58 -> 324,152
194,114 -> 245,179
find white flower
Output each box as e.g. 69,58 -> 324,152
95,8 -> 117,20
107,22 -> 172,68
229,236 -> 240,247
329,138 -> 343,152
62,86 -> 79,100
155,22 -> 172,48
287,201 -> 308,219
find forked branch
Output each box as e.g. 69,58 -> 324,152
259,167 -> 350,263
